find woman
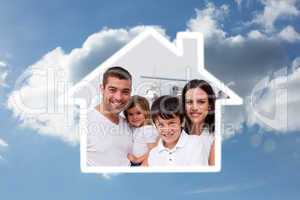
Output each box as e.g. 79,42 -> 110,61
182,79 -> 216,165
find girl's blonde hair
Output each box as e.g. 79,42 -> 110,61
124,95 -> 152,126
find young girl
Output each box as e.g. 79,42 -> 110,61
124,95 -> 159,166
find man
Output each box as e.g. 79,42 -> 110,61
86,66 -> 133,166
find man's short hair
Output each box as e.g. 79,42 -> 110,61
151,95 -> 184,123
102,66 -> 132,86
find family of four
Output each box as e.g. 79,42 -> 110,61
86,66 -> 215,167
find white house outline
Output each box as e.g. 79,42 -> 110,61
65,28 -> 243,173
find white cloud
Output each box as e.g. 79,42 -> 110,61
187,181 -> 265,194
278,25 -> 300,42
247,30 -> 267,39
234,0 -> 243,10
0,138 -> 8,148
188,185 -> 238,194
6,26 -> 166,145
0,61 -> 8,87
0,61 -> 6,67
99,173 -> 120,180
222,107 -> 245,140
234,0 -> 253,10
246,57 -> 300,132
0,138 -> 8,160
186,2 -> 285,78
186,3 -> 229,40
292,56 -> 300,71
252,0 -> 300,32
6,47 -> 79,144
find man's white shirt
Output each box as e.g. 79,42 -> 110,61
86,108 -> 133,166
148,130 -> 209,166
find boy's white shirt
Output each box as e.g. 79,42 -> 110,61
148,130 -> 210,166
132,125 -> 159,157
86,108 -> 133,166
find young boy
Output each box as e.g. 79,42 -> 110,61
147,95 -> 208,166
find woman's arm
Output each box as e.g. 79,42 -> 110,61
133,153 -> 149,164
141,157 -> 148,166
208,140 -> 215,166
129,141 -> 157,164
134,142 -> 158,164
127,153 -> 137,162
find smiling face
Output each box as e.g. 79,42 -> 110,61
154,116 -> 182,149
101,76 -> 131,114
185,87 -> 210,126
126,105 -> 146,128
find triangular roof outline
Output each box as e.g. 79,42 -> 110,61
66,28 -> 242,106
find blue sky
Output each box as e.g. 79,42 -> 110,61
1,0 -> 300,199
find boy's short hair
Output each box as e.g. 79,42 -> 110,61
102,66 -> 132,87
151,95 -> 184,123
